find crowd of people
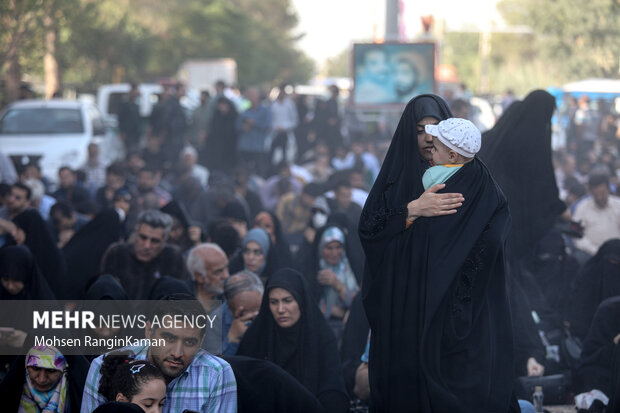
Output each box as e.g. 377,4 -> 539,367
0,80 -> 618,412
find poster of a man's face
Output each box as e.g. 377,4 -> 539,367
353,43 -> 435,106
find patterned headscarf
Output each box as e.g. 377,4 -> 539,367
19,346 -> 69,413
319,226 -> 346,251
319,227 -> 359,318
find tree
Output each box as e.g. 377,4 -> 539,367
324,49 -> 350,78
43,0 -> 60,98
1,0 -> 315,104
0,0 -> 43,103
498,0 -> 620,80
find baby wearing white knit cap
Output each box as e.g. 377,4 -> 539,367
422,118 -> 481,190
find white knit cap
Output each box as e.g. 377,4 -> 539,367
425,118 -> 481,158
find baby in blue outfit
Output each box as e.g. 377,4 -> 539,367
422,118 -> 481,190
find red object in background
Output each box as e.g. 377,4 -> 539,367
421,15 -> 434,33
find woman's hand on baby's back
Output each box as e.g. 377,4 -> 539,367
407,184 -> 464,222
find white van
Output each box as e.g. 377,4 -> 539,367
0,99 -> 112,183
96,83 -> 163,127
96,83 -> 200,128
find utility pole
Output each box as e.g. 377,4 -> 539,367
385,0 -> 399,41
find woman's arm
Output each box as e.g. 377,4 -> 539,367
406,183 -> 464,224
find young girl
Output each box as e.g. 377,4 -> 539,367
98,351 -> 166,413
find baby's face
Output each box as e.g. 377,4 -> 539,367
431,137 -> 454,165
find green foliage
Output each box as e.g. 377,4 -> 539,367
324,49 -> 350,77
1,0 -> 45,73
443,30 -> 566,95
498,0 -> 620,79
442,32 -> 480,90
1,0 -> 315,90
439,0 -> 619,95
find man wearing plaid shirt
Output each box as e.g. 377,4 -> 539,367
81,297 -> 237,412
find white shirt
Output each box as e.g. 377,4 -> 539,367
271,97 -> 298,131
573,195 -> 620,255
332,153 -> 355,170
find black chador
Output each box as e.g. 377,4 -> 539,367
359,95 -> 517,412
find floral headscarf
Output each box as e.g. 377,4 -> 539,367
19,346 -> 69,413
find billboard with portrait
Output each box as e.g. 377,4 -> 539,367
352,42 -> 436,106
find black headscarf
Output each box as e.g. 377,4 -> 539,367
61,209 -> 123,299
148,275 -> 195,300
237,268 -> 348,410
12,209 -> 66,295
161,200 -> 198,253
82,274 -> 135,361
570,239 -> 620,339
0,245 -> 55,300
222,199 -> 250,227
162,200 -> 191,229
575,296 -> 620,396
478,89 -> 566,260
359,95 -> 517,412
253,210 -> 293,268
84,273 -> 129,300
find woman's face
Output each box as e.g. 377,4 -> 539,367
1,277 -> 25,295
269,287 -> 301,328
27,366 -> 62,392
321,241 -> 343,266
254,212 -> 276,243
117,378 -> 166,413
243,241 -> 265,273
417,116 -> 440,162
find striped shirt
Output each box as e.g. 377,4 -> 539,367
80,345 -> 237,413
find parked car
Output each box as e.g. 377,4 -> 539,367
0,99 -> 113,184
97,83 -> 163,128
96,83 -> 200,129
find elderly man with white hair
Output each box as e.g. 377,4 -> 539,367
221,270 -> 263,355
180,145 -> 209,188
187,243 -> 230,354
